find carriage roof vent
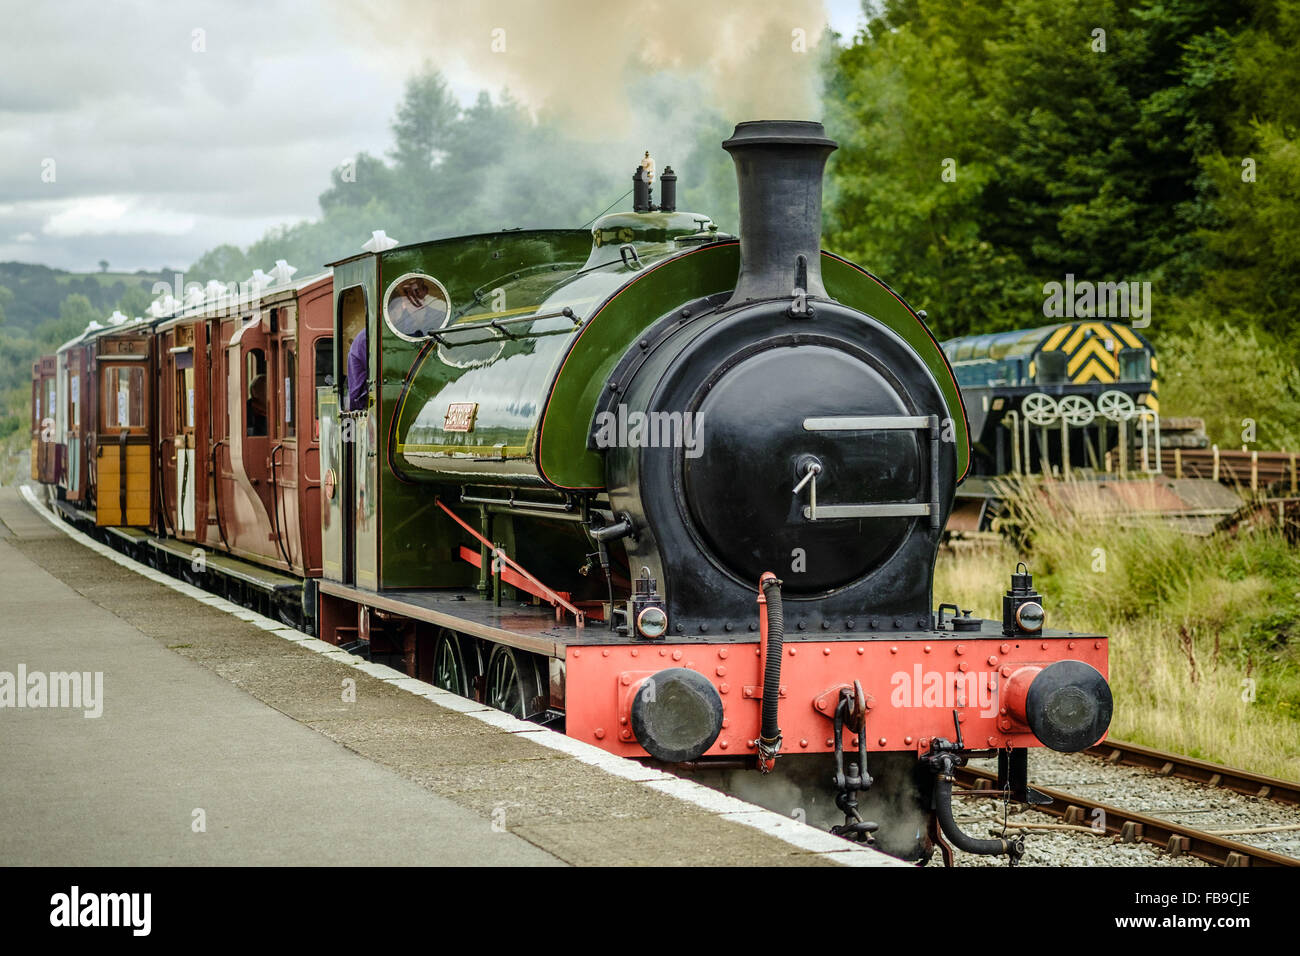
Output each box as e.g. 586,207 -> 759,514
362,230 -> 399,253
269,259 -> 297,285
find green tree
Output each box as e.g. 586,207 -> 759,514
116,285 -> 153,320
37,293 -> 99,348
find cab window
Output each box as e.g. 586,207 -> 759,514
1119,348 -> 1150,382
1035,351 -> 1067,385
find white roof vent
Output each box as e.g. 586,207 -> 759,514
246,269 -> 273,294
109,310 -> 129,326
269,259 -> 297,285
362,230 -> 399,253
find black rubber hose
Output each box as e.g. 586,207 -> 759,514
760,577 -> 784,747
934,774 -> 1021,858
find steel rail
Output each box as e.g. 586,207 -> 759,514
1085,738 -> 1300,807
953,765 -> 1299,867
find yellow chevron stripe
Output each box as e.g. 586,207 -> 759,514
1150,379 -> 1159,393
1063,321 -> 1112,354
1151,357 -> 1158,372
1111,323 -> 1143,349
1143,395 -> 1160,412
1068,337 -> 1119,377
1041,325 -> 1072,351
1074,357 -> 1117,384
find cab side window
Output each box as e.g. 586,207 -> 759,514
1035,351 -> 1067,385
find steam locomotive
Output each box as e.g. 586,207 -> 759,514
31,120 -> 1112,863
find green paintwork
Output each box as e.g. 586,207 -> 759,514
535,243 -> 972,489
821,253 -> 971,479
340,226 -> 970,589
383,227 -> 697,488
376,230 -> 588,586
538,243 -> 742,488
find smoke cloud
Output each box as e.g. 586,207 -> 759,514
344,0 -> 829,134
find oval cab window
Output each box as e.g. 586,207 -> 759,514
383,273 -> 450,342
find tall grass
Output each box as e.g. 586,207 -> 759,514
935,479 -> 1300,780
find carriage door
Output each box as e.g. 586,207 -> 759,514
322,282 -> 371,586
96,356 -> 151,526
269,307 -> 299,569
65,349 -> 84,499
172,324 -> 198,535
226,315 -> 277,560
38,358 -> 57,483
30,361 -> 41,480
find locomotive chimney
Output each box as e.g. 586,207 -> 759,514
722,120 -> 837,307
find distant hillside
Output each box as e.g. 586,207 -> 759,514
0,262 -> 173,332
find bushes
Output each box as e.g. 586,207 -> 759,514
1154,317 -> 1300,449
936,480 -> 1300,777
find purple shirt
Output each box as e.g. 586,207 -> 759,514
347,328 -> 368,411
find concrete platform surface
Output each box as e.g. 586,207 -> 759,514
0,487 -> 904,867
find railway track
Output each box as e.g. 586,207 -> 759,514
953,761 -> 1300,868
1085,739 -> 1300,807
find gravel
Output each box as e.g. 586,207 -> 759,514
951,749 -> 1300,867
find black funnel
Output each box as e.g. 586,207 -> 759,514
722,120 -> 838,307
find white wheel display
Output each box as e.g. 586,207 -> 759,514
1097,390 -> 1136,422
1057,395 -> 1096,427
1021,392 -> 1059,426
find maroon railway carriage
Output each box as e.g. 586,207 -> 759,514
151,274 -> 332,580
34,271 -> 333,628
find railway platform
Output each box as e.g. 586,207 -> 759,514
0,487 -> 902,867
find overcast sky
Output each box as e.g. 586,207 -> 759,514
0,0 -> 866,274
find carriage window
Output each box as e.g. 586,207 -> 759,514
284,350 -> 296,437
1035,351 -> 1067,385
246,349 -> 268,437
45,379 -> 56,428
175,352 -> 195,431
313,337 -> 333,423
69,372 -> 80,428
102,366 -> 144,429
315,337 -> 333,388
1119,348 -> 1150,382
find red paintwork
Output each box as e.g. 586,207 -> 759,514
154,276 -> 332,576
564,634 -> 1109,759
31,356 -> 59,484
437,498 -> 585,626
61,344 -> 94,503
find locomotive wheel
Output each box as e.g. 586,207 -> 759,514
484,645 -> 547,720
1021,392 -> 1059,426
432,629 -> 478,698
1057,394 -> 1096,427
1097,389 -> 1136,422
